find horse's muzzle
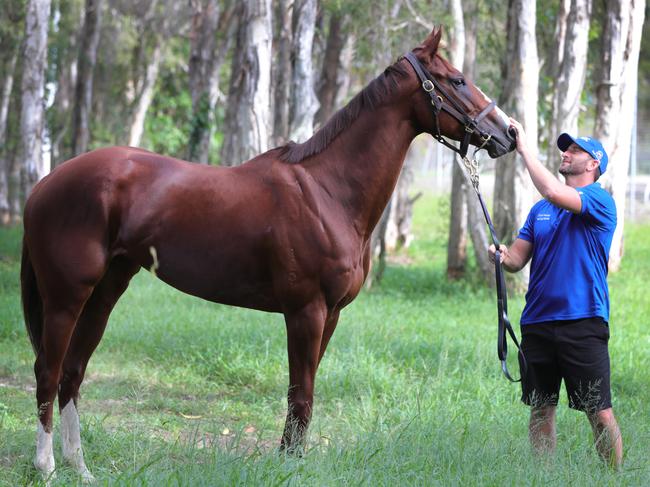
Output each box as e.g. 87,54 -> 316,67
486,129 -> 517,158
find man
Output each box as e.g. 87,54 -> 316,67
488,118 -> 622,467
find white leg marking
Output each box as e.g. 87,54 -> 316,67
61,400 -> 95,483
149,246 -> 159,276
35,422 -> 55,480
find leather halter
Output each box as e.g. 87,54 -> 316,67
404,52 -> 495,159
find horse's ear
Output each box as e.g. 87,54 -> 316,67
417,27 -> 443,63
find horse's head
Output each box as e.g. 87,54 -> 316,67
406,28 -> 516,159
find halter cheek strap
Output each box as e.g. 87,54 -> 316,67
404,52 -> 495,159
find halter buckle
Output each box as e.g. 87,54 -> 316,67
465,125 -> 475,134
422,80 -> 434,92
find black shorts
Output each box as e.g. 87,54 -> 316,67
518,317 -> 612,413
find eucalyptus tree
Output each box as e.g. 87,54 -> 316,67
126,0 -> 165,149
446,0 -> 469,280
594,0 -> 645,271
493,0 -> 537,260
70,0 -> 102,157
271,0 -> 292,146
220,0 -> 272,166
187,0 -> 235,163
0,0 -> 24,224
314,9 -> 350,128
20,0 -> 52,201
545,0 -> 592,172
288,0 -> 319,143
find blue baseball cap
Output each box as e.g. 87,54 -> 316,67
557,133 -> 608,177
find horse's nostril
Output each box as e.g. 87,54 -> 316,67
507,126 -> 518,139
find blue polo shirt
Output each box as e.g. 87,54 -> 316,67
517,183 -> 617,325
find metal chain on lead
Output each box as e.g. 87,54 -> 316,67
460,133 -> 491,191
462,155 -> 480,190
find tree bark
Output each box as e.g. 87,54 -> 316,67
71,0 -> 102,157
460,1 -> 494,285
288,0 -> 319,143
315,11 -> 348,128
187,0 -> 234,163
20,0 -> 52,201
493,0 -> 538,285
546,0 -> 591,171
594,0 -> 645,271
272,0 -> 292,146
128,43 -> 162,148
47,1 -> 83,167
220,0 -> 272,166
0,47 -> 18,224
446,0 -> 468,280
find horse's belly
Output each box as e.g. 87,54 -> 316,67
127,235 -> 281,312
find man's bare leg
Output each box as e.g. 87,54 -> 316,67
587,407 -> 623,469
529,405 -> 557,455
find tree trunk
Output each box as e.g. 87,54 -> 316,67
288,0 -> 319,143
48,1 -> 82,167
545,0 -> 570,83
220,0 -> 272,166
594,0 -> 645,271
461,1 -> 494,285
315,11 -> 347,128
366,1 -> 425,286
0,47 -> 18,224
335,32 -> 354,109
128,43 -> 162,148
546,0 -> 591,171
446,0 -> 468,280
493,0 -> 538,284
71,0 -> 102,157
187,0 -> 233,163
20,0 -> 52,201
272,0 -> 292,146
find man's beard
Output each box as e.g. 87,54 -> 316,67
559,164 -> 578,176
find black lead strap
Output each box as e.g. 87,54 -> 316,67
404,51 -> 526,382
469,174 -> 527,383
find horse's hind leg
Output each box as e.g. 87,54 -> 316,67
58,256 -> 139,482
34,286 -> 96,480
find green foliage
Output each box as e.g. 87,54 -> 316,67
143,69 -> 193,157
1,196 -> 649,485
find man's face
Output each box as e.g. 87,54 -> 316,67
559,143 -> 598,177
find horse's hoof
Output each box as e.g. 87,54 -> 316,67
34,461 -> 56,486
80,468 -> 96,484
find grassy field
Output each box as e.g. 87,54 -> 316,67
1,195 -> 649,486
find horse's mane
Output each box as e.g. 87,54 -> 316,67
279,60 -> 412,164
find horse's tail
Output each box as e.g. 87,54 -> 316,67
21,239 -> 43,355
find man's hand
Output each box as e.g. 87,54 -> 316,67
488,244 -> 508,264
508,117 -> 528,155
488,239 -> 533,273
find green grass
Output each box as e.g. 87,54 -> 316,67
1,195 -> 649,486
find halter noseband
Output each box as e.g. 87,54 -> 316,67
404,52 -> 495,159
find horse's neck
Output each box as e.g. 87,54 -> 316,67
309,104 -> 417,238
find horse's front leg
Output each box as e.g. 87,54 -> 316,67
281,299 -> 327,452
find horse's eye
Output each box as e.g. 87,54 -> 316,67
452,78 -> 465,87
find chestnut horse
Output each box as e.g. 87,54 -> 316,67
21,28 -> 514,481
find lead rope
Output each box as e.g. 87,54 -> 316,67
457,144 -> 527,382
